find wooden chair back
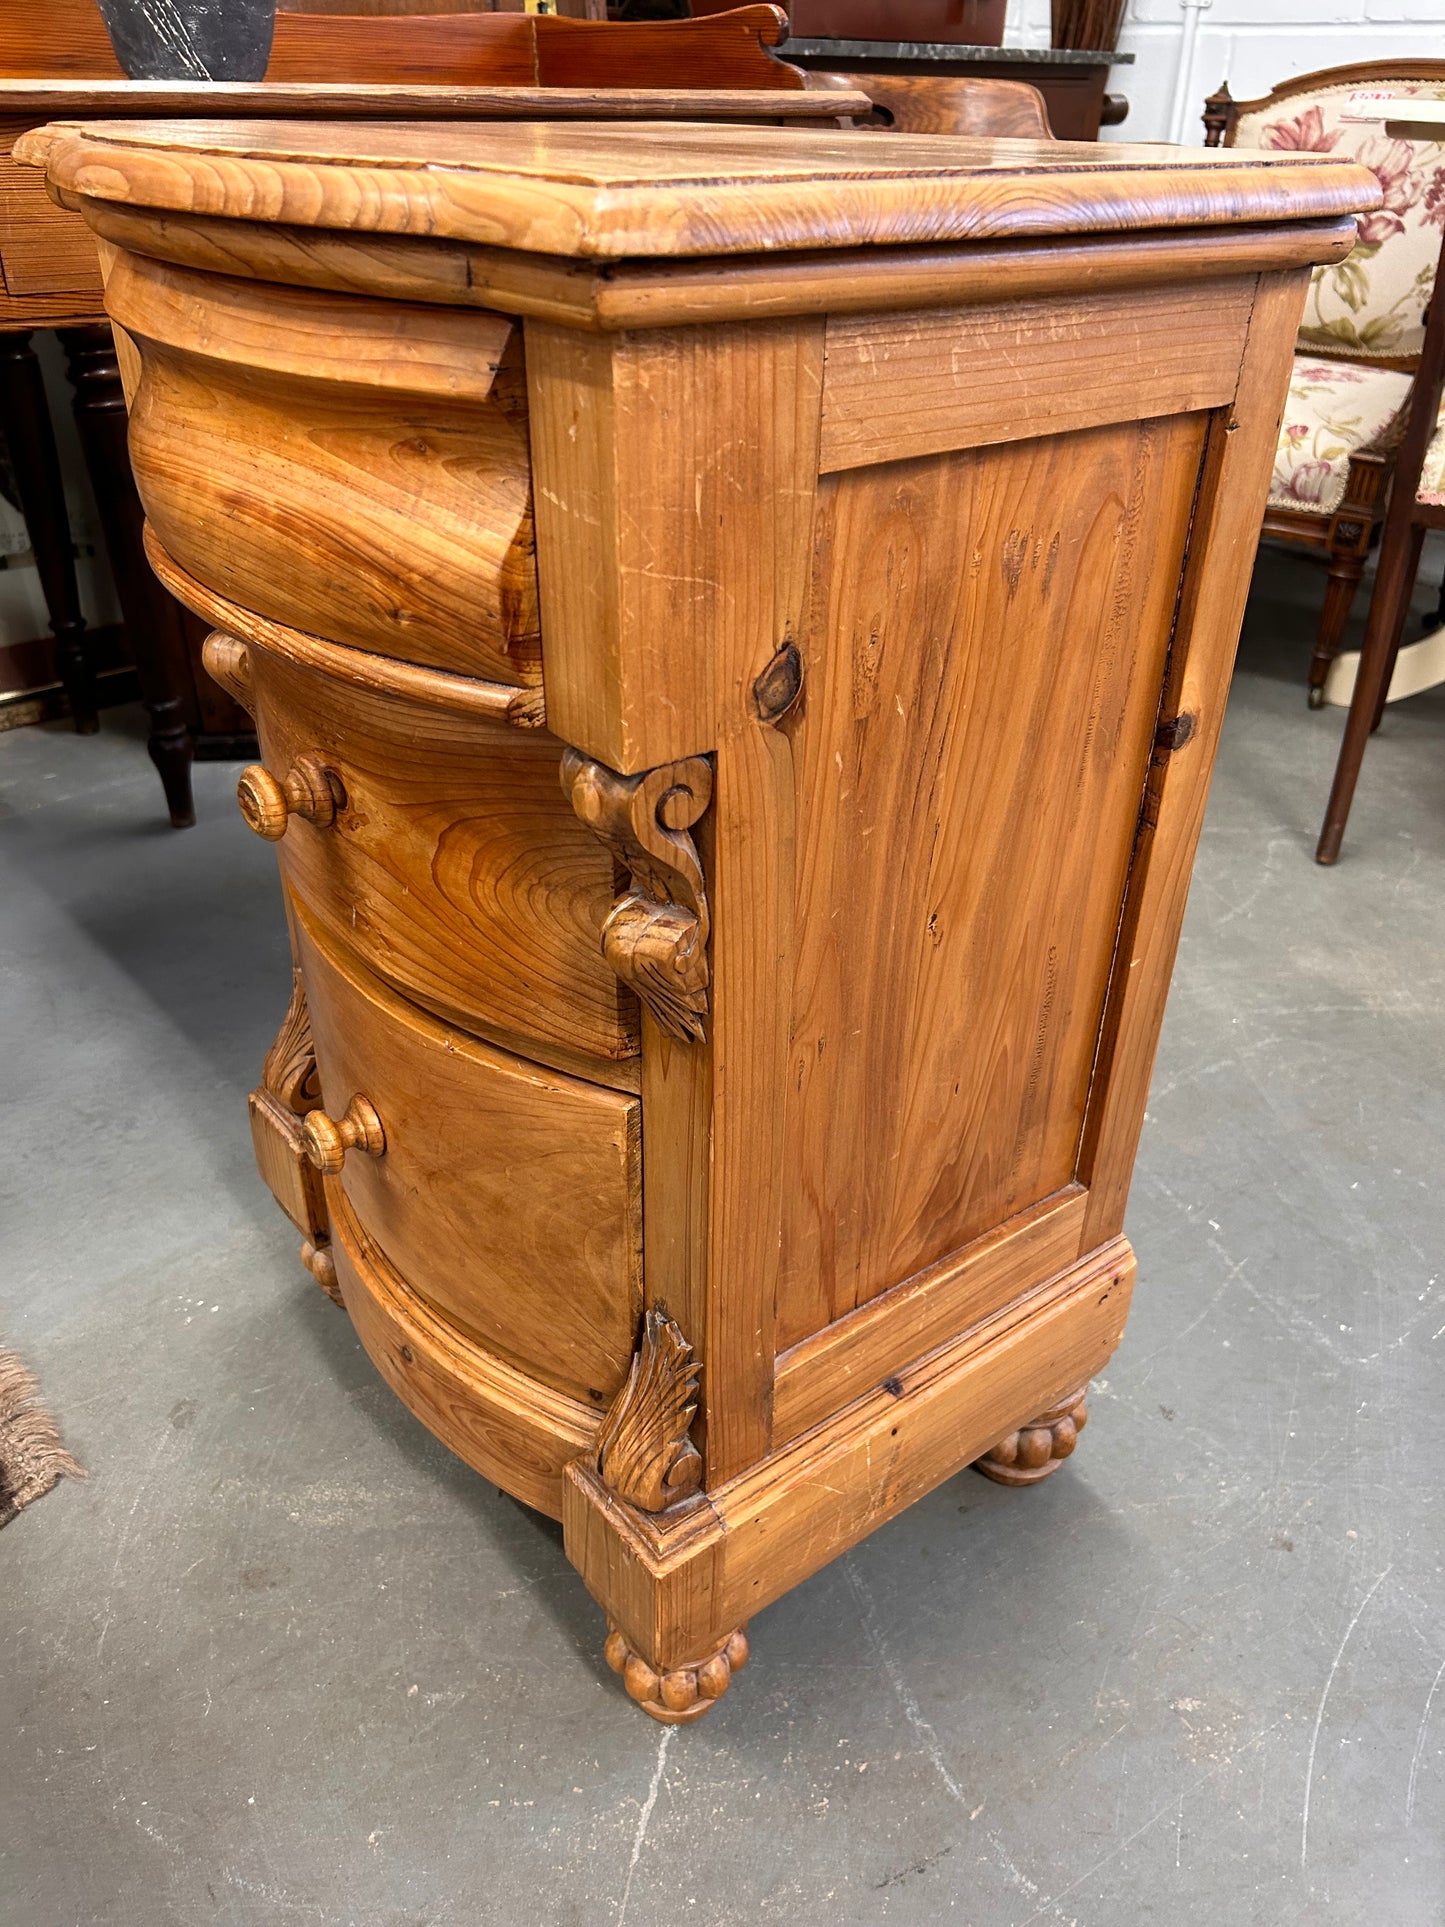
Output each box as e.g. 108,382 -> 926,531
811,71 -> 1052,138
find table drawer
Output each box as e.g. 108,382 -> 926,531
294,903 -> 643,1407
0,150 -> 103,299
107,247 -> 539,687
245,639 -> 638,1070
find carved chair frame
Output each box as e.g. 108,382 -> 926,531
1204,58 -> 1445,702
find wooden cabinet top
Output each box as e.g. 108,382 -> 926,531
0,79 -> 870,124
21,119 -> 1380,263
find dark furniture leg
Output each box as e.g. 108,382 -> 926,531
0,330 -> 98,733
59,324 -> 196,827
1369,525 -> 1431,735
1316,521 -> 1425,864
1307,522 -> 1369,706
1315,213 -> 1445,863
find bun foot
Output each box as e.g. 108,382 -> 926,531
604,1622 -> 748,1724
975,1386 -> 1088,1486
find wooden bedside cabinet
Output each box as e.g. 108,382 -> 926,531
23,117 -> 1375,1723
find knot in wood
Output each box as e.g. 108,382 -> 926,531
752,641 -> 804,724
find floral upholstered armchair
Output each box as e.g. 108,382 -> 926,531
1204,64 -> 1445,703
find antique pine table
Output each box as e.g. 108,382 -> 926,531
23,117 -> 1374,1722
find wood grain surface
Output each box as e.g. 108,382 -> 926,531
0,119 -> 103,298
819,277 -> 1252,470
0,73 -> 865,321
0,3 -> 125,78
0,0 -> 801,88
0,72 -> 864,320
263,5 -> 803,89
248,1086 -> 328,1238
841,72 -> 1053,139
564,1238 -> 1135,1671
1076,270 -> 1312,1246
705,1244 -> 1134,1644
0,81 -> 863,119
152,538 -> 543,727
528,319 -> 823,773
247,644 -> 639,1070
776,410 -> 1208,1348
294,902 -> 643,1405
772,1187 -> 1087,1444
65,195 -> 1361,333
21,120 -> 1382,262
331,1182 -> 597,1521
696,321 -> 822,1480
107,247 -> 540,685
41,115 -> 1380,1712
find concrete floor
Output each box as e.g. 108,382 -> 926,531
2,542 -> 1443,1927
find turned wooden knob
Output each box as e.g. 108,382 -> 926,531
237,753 -> 345,840
302,1095 -> 385,1176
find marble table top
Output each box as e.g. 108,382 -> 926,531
780,39 -> 1135,67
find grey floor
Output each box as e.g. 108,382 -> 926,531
2,542 -> 1444,1927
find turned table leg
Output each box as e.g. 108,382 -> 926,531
0,330 -> 98,733
58,324 -> 197,828
1307,524 -> 1368,707
974,1386 -> 1090,1486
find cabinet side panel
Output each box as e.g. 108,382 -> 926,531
1077,269 -> 1312,1245
777,411 -> 1207,1347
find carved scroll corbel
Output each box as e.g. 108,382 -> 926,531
561,748 -> 713,1044
595,1308 -> 702,1512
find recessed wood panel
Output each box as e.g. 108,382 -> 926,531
819,279 -> 1251,471
776,410 -> 1208,1349
773,1186 -> 1087,1444
295,906 -> 643,1405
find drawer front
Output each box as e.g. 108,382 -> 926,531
0,148 -> 104,300
106,248 -> 539,687
295,905 -> 643,1406
251,643 -> 638,1068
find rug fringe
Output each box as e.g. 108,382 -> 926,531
0,1345 -> 85,1528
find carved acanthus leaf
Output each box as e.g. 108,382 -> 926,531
561,749 -> 713,1043
596,1308 -> 703,1512
263,969 -> 322,1115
